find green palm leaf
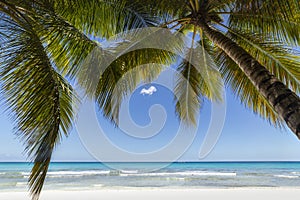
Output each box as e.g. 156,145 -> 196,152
219,25 -> 300,93
174,27 -> 223,125
37,9 -> 98,78
213,26 -> 300,127
216,49 -> 285,128
1,1 -> 300,199
174,59 -> 203,125
53,0 -> 158,38
0,7 -> 76,200
95,48 -> 174,125
78,27 -> 179,125
227,0 -> 300,45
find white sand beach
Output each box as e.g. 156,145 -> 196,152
1,188 -> 300,200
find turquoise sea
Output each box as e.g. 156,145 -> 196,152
1,162 -> 300,191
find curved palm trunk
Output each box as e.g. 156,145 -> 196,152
197,21 -> 300,139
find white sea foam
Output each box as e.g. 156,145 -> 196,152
172,171 -> 236,176
120,171 -> 236,177
120,170 -> 139,174
15,170 -> 237,179
93,184 -> 104,187
47,170 -> 111,177
291,172 -> 300,175
274,175 -> 299,179
165,177 -> 185,181
21,170 -> 112,178
16,182 -> 27,186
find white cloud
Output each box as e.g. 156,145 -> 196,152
140,86 -> 157,95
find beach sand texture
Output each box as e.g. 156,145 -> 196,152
1,189 -> 300,200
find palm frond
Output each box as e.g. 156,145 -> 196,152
0,10 -> 75,200
77,27 -> 184,125
52,0 -> 157,38
174,27 -> 223,125
130,0 -> 190,17
216,49 -> 285,128
37,10 -> 98,79
227,0 -> 300,45
174,60 -> 202,125
198,30 -> 224,101
95,48 -> 174,125
207,0 -> 236,12
53,0 -> 126,37
219,23 -> 300,93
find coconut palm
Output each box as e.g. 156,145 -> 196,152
0,0 -> 173,199
135,0 -> 300,133
0,0 -> 300,200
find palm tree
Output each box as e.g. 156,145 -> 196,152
0,0 -> 300,200
135,0 -> 300,133
0,0 -> 172,199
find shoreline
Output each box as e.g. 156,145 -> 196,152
1,188 -> 300,200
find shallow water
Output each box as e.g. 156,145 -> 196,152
1,162 -> 300,191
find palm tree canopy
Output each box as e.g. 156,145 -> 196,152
0,1 -> 300,200
130,0 -> 300,127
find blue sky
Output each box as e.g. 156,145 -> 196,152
1,68 -> 300,162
